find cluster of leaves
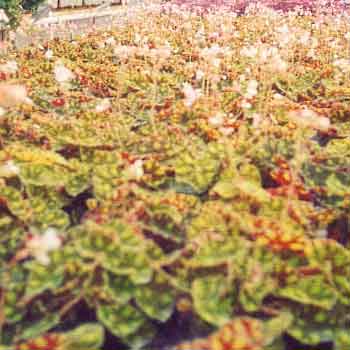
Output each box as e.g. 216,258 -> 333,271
0,0 -> 23,28
1,0 -> 47,29
2,3 -> 350,350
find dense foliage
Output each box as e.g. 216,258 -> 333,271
0,0 -> 22,28
0,0 -> 46,28
2,2 -> 350,349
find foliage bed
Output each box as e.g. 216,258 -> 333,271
2,3 -> 350,350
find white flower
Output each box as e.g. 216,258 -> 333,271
241,100 -> 252,109
0,160 -> 20,177
0,84 -> 32,108
273,93 -> 284,100
95,99 -> 111,113
200,45 -> 230,66
310,37 -> 318,48
251,113 -> 262,128
200,44 -> 222,58
259,46 -> 279,63
152,47 -> 172,60
105,37 -> 116,46
299,31 -> 310,45
208,113 -> 225,127
182,83 -> 201,107
44,49 -> 54,60
196,69 -> 205,81
240,46 -> 258,58
219,127 -> 234,136
128,159 -> 144,180
0,106 -> 6,116
54,63 -> 75,83
26,228 -> 61,265
247,80 -> 258,90
209,32 -> 219,40
114,45 -> 136,60
212,58 -> 221,68
315,228 -> 328,238
244,80 -> 259,98
345,32 -> 350,40
270,54 -> 288,73
277,24 -> 289,35
307,49 -> 316,59
134,33 -> 141,43
0,60 -> 18,74
288,108 -> 330,131
333,58 -> 350,73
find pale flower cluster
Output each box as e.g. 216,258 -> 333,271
182,83 -> 202,107
240,44 -> 288,72
0,60 -> 18,74
113,44 -> 172,62
54,62 -> 75,83
287,108 -> 331,132
128,159 -> 144,180
26,228 -> 62,265
0,84 -> 33,115
0,160 -> 20,177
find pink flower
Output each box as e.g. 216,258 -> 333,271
196,69 -> 205,81
0,160 -> 20,177
0,84 -> 32,109
0,61 -> 18,74
95,99 -> 111,113
45,49 -> 54,60
244,80 -> 259,98
54,63 -> 75,83
209,113 -> 225,126
241,100 -> 252,109
182,83 -> 201,107
288,108 -> 331,131
128,159 -> 144,180
26,228 -> 61,265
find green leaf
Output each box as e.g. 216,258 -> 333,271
62,323 -> 105,350
211,181 -> 238,199
212,178 -> 270,203
103,272 -> 136,305
19,164 -> 70,187
264,338 -> 286,350
172,143 -> 223,194
19,314 -> 60,341
264,311 -> 294,345
276,275 -> 336,310
192,275 -> 234,326
24,262 -> 65,299
65,172 -> 90,197
97,304 -> 147,339
335,328 -> 350,350
188,235 -> 249,268
239,258 -> 278,312
325,173 -> 350,197
305,239 -> 350,303
135,277 -> 175,322
287,319 -> 335,346
122,323 -> 156,349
